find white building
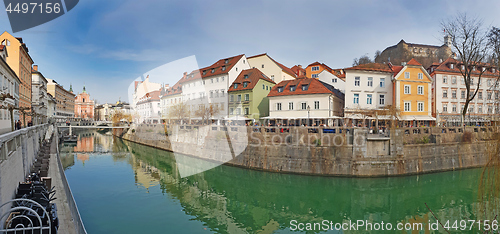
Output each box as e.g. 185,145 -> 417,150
317,69 -> 346,93
429,57 -> 500,125
133,75 -> 161,109
0,45 -> 20,134
47,93 -> 56,121
344,63 -> 395,117
247,53 -> 296,83
31,65 -> 48,124
136,89 -> 161,123
267,78 -> 344,126
160,80 -> 182,120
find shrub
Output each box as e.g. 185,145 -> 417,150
131,129 -> 136,133
313,139 -> 321,146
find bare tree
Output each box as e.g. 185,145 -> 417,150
374,50 -> 381,61
442,13 -> 490,125
195,103 -> 220,125
168,102 -> 190,123
352,54 -> 373,66
488,27 -> 500,70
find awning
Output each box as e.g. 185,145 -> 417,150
401,115 -> 436,121
225,116 -> 251,121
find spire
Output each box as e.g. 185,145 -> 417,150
83,85 -> 86,93
69,84 -> 73,93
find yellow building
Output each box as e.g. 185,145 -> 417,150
0,31 -> 34,126
47,79 -> 76,119
393,58 -> 435,126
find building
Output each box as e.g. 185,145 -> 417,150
160,80 -> 182,120
133,75 -> 162,110
31,65 -> 48,125
291,65 -> 306,78
136,89 -> 161,123
0,32 -> 34,126
46,79 -> 76,119
344,63 -> 396,124
74,86 -> 95,119
375,36 -> 452,69
180,54 -> 250,118
428,57 -> 500,126
47,93 -> 56,120
227,68 -> 276,120
392,59 -> 434,126
0,45 -> 21,134
267,78 -> 344,126
95,103 -> 113,121
316,68 -> 346,93
305,62 -> 335,79
247,53 -> 296,83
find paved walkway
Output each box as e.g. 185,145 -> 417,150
48,138 -> 77,234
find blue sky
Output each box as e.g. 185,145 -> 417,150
0,0 -> 499,103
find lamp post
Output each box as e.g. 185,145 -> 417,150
307,105 -> 310,126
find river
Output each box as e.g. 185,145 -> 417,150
60,130 -> 498,233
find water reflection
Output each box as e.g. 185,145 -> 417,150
61,131 -> 500,233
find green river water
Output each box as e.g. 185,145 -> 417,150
59,131 -> 499,234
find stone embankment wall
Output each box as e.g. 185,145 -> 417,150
115,124 -> 498,177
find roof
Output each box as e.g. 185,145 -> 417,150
136,90 -> 161,105
267,78 -> 344,98
228,68 -> 275,92
406,58 -> 422,66
431,57 -> 500,78
345,63 -> 394,73
186,54 -> 245,84
248,53 -> 297,78
0,45 -> 5,51
291,65 -> 306,76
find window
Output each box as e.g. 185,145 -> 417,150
261,64 -> 264,68
488,91 -> 492,100
332,78 -> 337,83
302,85 -> 309,91
471,78 -> 474,86
311,74 -> 318,78
452,90 -> 457,98
230,108 -> 234,115
418,73 -> 423,79
301,102 -> 307,110
244,75 -> 248,79
417,102 -> 424,112
353,94 -> 359,104
443,104 -> 448,113
277,87 -> 284,92
405,72 -> 410,78
222,66 -> 226,71
244,108 -> 249,115
451,76 -> 456,84
469,104 -> 474,113
244,94 -> 249,101
263,84 -> 265,89
290,85 -> 296,91
367,94 -> 372,104
404,85 -> 411,94
367,77 -> 373,87
379,95 -> 385,105
237,94 -> 241,102
417,86 -> 424,95
314,101 -> 319,109
354,77 -> 360,86
452,104 -> 457,113
209,91 -> 214,98
488,105 -> 493,113
289,102 -> 294,110
276,103 -> 282,111
311,66 -> 320,71
443,90 -> 448,98
461,77 -> 465,85
236,108 -> 241,115
461,90 -> 466,99
380,78 -> 385,87
243,82 -> 248,88
221,90 -> 225,97
404,102 -> 411,112
225,59 -> 229,64
234,83 -> 238,89
478,91 -> 483,99
496,91 -> 500,100
478,105 -> 482,113
271,75 -> 274,81
443,76 -> 448,83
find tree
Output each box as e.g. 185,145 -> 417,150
195,103 -> 220,125
110,110 -> 133,126
488,27 -> 500,70
442,13 -> 490,125
352,54 -> 373,66
168,102 -> 190,123
374,50 -> 381,61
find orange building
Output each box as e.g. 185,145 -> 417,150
74,86 -> 95,119
305,62 -> 334,79
0,31 -> 34,126
393,58 -> 435,126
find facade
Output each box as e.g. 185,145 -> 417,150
74,86 -> 95,119
46,79 -> 76,119
136,89 -> 161,123
247,53 -> 296,83
47,93 -> 56,120
267,78 -> 344,124
344,63 -> 395,118
227,68 -> 276,120
316,68 -> 346,93
393,59 -> 434,126
0,32 -> 34,126
160,80 -> 182,120
0,45 -> 21,134
31,65 -> 48,124
305,62 -> 335,79
375,36 -> 452,69
133,75 -> 162,109
429,58 -> 500,126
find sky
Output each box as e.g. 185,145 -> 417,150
0,0 -> 499,104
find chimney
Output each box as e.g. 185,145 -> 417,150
33,65 -> 38,71
298,65 -> 302,68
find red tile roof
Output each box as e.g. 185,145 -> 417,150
406,58 -> 422,66
248,53 -> 297,78
291,65 -> 305,76
228,68 -> 275,92
345,63 -> 394,73
181,54 -> 244,83
267,78 -> 343,98
137,89 -> 161,105
431,57 -> 500,78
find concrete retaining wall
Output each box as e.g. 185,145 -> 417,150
115,124 -> 497,177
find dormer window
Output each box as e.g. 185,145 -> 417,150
450,63 -> 454,69
225,59 -> 229,64
493,68 -> 496,73
233,83 -> 238,89
473,66 -> 476,71
243,82 -> 248,88
202,70 -> 207,75
302,85 -> 309,91
461,65 -> 465,70
244,75 -> 248,79
222,66 -> 226,71
482,67 -> 486,72
277,87 -> 284,93
290,85 -> 296,91
211,68 -> 215,73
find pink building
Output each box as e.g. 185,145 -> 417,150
74,86 -> 95,119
